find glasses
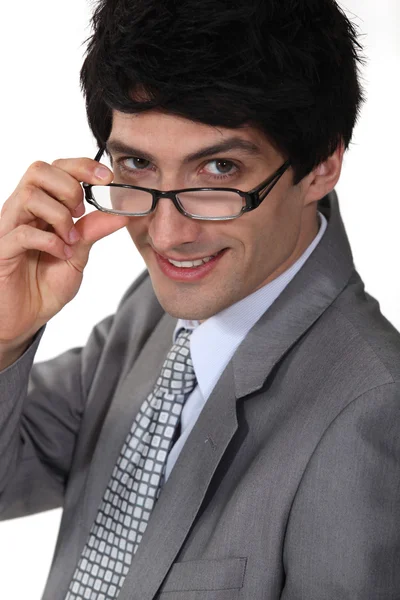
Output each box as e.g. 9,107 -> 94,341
82,147 -> 291,221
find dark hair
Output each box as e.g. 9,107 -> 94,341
80,0 -> 365,183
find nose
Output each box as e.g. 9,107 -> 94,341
148,196 -> 202,255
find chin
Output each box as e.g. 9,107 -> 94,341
157,289 -> 245,321
158,300 -> 215,321
152,289 -> 220,321
149,271 -> 244,321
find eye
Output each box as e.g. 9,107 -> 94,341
204,159 -> 237,176
121,157 -> 151,170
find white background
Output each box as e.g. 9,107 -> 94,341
0,1 -> 399,598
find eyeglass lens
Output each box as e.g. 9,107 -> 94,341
90,186 -> 245,218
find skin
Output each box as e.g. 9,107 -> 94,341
107,110 -> 344,321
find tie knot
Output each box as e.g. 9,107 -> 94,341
174,329 -> 192,354
157,329 -> 196,395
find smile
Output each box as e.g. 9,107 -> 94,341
155,249 -> 226,282
167,255 -> 218,268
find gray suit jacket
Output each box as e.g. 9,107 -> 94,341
0,191 -> 400,600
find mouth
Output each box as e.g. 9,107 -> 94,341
166,253 -> 219,268
154,249 -> 227,282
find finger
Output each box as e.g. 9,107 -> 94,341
51,157 -> 113,185
51,158 -> 114,215
58,210 -> 131,272
0,224 -> 72,262
0,186 -> 80,246
17,161 -> 84,211
14,158 -> 113,214
70,210 -> 130,252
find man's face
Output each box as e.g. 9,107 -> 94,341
109,110 -> 319,320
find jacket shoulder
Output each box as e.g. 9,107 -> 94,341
328,270 -> 400,384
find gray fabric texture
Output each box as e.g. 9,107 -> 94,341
0,191 -> 400,600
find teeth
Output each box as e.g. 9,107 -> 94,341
168,254 -> 216,268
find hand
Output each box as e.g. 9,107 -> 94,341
0,157 -> 130,350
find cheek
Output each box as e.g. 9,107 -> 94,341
126,217 -> 151,246
239,196 -> 301,268
235,209 -> 274,259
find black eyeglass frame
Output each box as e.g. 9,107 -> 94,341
82,147 -> 292,221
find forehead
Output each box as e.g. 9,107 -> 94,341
110,109 -> 280,163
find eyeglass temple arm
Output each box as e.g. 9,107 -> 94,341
255,160 -> 292,203
94,147 -> 106,162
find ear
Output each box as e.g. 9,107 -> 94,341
302,143 -> 345,206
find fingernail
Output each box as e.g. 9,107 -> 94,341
69,226 -> 80,244
95,165 -> 110,180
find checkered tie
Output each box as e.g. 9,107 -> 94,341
66,330 -> 196,600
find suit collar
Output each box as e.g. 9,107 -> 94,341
233,190 -> 354,398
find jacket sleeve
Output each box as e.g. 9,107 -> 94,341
0,312 -> 115,520
281,382 -> 400,600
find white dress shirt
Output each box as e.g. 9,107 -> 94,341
164,211 -> 328,481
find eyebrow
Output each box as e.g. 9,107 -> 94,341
105,137 -> 262,164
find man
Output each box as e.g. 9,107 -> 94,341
0,0 -> 399,598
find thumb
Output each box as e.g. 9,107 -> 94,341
68,210 -> 131,268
